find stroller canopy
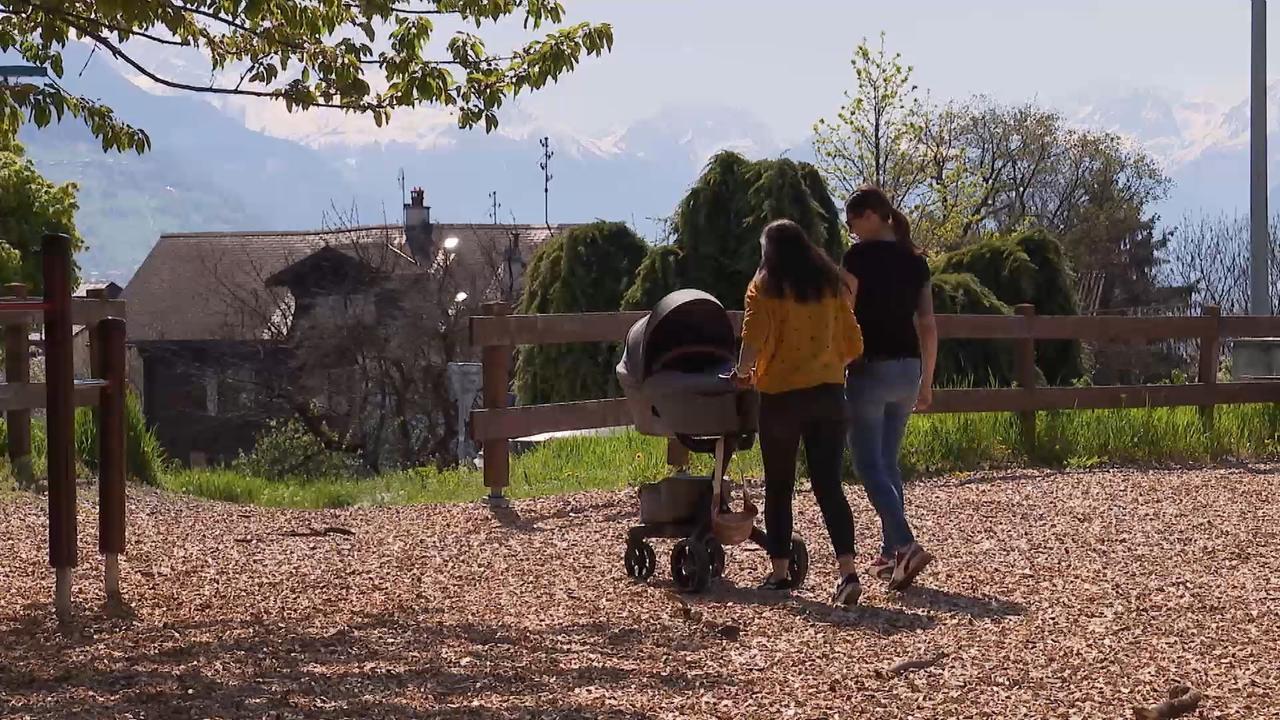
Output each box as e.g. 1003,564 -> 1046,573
617,288 -> 755,440
622,289 -> 736,382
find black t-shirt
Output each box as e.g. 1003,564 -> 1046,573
841,240 -> 930,360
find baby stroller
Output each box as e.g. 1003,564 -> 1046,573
616,289 -> 810,593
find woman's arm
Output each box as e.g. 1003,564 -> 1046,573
734,342 -> 760,385
838,277 -> 863,363
914,282 -> 938,411
735,281 -> 769,383
840,270 -> 857,310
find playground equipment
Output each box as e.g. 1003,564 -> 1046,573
2,233 -> 128,620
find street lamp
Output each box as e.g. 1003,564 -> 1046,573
443,236 -> 460,251
1237,0 -> 1280,377
1251,0 -> 1270,316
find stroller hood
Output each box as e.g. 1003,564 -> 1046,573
621,289 -> 735,383
617,289 -> 754,439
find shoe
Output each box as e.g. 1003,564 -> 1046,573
758,575 -> 792,592
832,574 -> 862,607
869,554 -> 894,582
888,543 -> 934,592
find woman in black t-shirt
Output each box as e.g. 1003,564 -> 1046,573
841,185 -> 936,591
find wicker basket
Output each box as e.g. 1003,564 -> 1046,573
711,481 -> 757,546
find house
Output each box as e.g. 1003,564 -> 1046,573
123,188 -> 573,466
77,281 -> 124,299
21,282 -> 125,377
72,282 -> 124,376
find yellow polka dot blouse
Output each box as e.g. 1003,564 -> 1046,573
740,279 -> 864,395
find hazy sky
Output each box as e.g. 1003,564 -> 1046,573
504,0 -> 1275,142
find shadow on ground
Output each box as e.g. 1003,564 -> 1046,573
0,604 -> 712,719
699,581 -> 939,634
0,574 -> 1026,718
898,585 -> 1026,620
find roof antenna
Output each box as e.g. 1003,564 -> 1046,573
398,168 -> 406,207
539,137 -> 554,231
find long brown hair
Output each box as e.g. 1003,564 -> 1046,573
844,185 -> 918,254
756,219 -> 842,302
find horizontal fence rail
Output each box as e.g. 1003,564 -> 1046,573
0,297 -> 127,326
471,310 -> 1280,347
0,380 -> 110,412
469,301 -> 1280,495
468,381 -> 1280,442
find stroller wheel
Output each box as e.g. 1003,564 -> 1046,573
787,535 -> 810,590
670,539 -> 712,593
624,540 -> 656,581
706,539 -> 726,579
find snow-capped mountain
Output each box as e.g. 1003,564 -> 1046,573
16,45 -> 788,279
613,104 -> 785,166
1064,88 -> 1227,167
16,39 -> 1280,282
1061,85 -> 1280,218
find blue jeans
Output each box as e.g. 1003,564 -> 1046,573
845,358 -> 920,557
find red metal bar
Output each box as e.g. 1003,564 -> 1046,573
0,300 -> 52,313
43,233 -> 76,572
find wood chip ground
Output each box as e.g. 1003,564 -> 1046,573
2,466 -> 1278,719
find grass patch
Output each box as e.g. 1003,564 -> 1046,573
144,404 -> 1280,509
159,469 -> 466,509
160,431 -> 768,508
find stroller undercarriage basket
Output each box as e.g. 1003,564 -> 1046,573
616,289 -> 809,593
638,474 -> 709,525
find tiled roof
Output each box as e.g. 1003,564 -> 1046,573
124,223 -> 570,343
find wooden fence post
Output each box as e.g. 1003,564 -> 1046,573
97,317 -> 127,605
1198,305 -> 1221,434
4,283 -> 33,489
42,233 -> 76,621
480,301 -> 512,506
1015,304 -> 1038,457
86,288 -> 106,380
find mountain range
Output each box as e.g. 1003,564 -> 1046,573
13,45 -> 1280,283
1066,86 -> 1280,219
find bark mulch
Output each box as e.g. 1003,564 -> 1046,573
2,466 -> 1278,719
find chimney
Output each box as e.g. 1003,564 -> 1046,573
404,186 -> 434,262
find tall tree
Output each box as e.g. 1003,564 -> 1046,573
929,272 -> 1013,387
912,99 -> 985,247
814,38 -> 1171,320
911,99 -> 1170,268
934,229 -> 1083,385
814,37 -> 1170,274
0,1 -> 613,152
1165,211 -> 1280,315
0,132 -> 82,289
623,151 -> 846,312
812,32 -> 924,202
516,221 -> 647,405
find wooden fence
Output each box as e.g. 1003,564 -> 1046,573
2,234 -> 128,620
469,300 -> 1280,496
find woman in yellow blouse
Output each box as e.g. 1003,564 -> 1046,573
732,219 -> 865,606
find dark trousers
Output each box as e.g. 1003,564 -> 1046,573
759,383 -> 856,560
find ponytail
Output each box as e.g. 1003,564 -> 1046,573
845,184 -> 919,255
889,207 -> 916,253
